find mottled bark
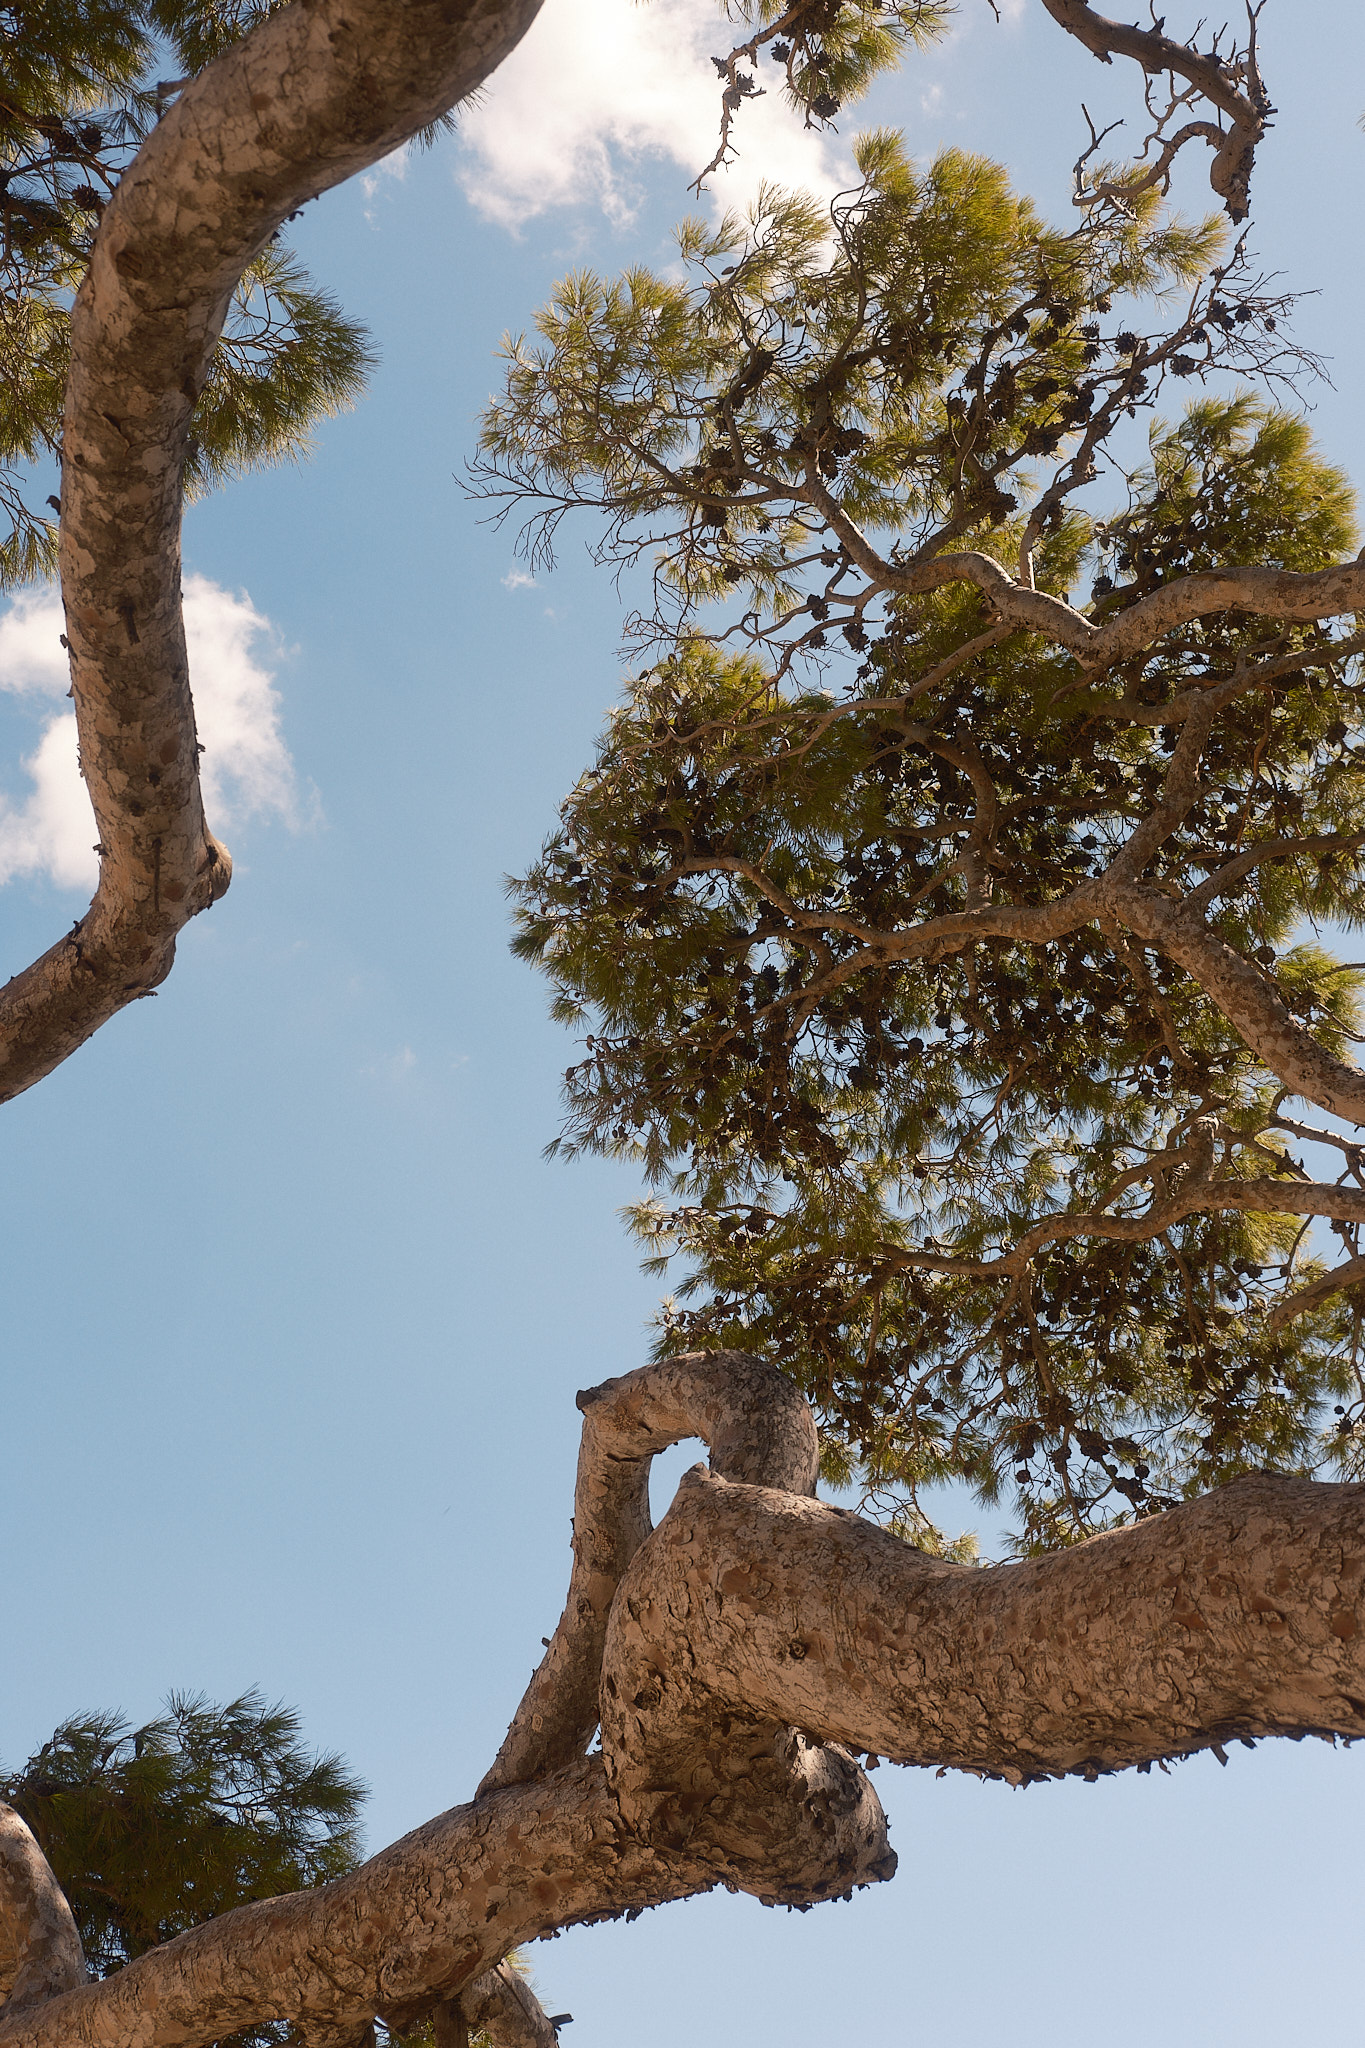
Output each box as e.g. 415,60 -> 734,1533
0,1807 -> 85,2015
480,1351 -> 817,1795
605,1462 -> 1365,1793
0,1761 -> 708,2048
4,1358 -> 1363,2048
0,0 -> 544,1103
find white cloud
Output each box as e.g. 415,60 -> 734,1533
181,573 -> 299,826
0,574 -> 301,893
0,586 -> 73,699
501,567 -> 537,591
362,141 -> 412,220
456,0 -> 851,229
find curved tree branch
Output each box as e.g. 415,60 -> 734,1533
805,481 -> 1365,675
479,1351 -> 818,1797
1039,0 -> 1270,218
0,0 -> 545,1105
605,1462 -> 1365,1797
0,1806 -> 85,2018
4,1359 -> 1363,2048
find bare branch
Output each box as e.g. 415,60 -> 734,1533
479,1351 -> 817,1795
1041,0 -> 1271,218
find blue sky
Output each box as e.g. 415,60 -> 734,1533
1,3 -> 1364,2041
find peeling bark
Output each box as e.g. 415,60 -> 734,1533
0,0 -> 544,1103
606,1462 -> 1365,1789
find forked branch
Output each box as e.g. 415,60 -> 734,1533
1041,0 -> 1271,218
2,1357 -> 1362,2048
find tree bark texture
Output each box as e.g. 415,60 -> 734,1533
0,0 -> 545,1104
3,1354 -> 1363,2048
0,1808 -> 85,2016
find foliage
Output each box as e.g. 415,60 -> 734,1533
500,139 -> 1365,1552
698,0 -> 952,185
0,0 -> 373,587
2,1690 -> 365,2045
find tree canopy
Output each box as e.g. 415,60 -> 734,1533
4,3 -> 1365,2046
492,133 -> 1365,1551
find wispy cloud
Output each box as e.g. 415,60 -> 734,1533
501,567 -> 538,591
362,140 -> 412,221
0,574 -> 302,893
456,0 -> 850,229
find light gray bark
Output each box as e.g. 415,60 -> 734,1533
1037,0 -> 1267,216
479,1351 -> 818,1795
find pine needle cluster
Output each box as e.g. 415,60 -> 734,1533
2,1690 -> 365,2046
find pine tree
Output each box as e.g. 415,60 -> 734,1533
3,1691 -> 366,2047
490,135 -> 1365,1551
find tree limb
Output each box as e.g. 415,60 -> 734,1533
606,1462 -> 1365,1794
0,1761 -> 706,2048
0,0 -> 545,1104
1039,0 -> 1270,218
0,1806 -> 85,2018
479,1351 -> 817,1796
804,480 -> 1365,675
456,1961 -> 563,2047
5,1359 -> 1364,2047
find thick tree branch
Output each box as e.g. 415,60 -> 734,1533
7,1360 -> 1365,2047
0,1761 -> 705,2048
479,1352 -> 818,1795
0,1806 -> 85,2018
605,1464 -> 1365,1794
0,0 -> 544,1104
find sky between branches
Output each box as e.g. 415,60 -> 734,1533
3,4 -> 1365,2045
